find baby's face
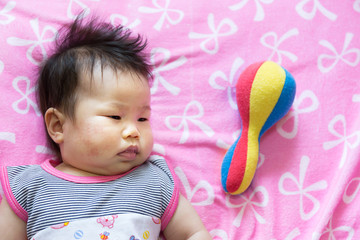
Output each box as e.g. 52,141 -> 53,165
58,66 -> 153,176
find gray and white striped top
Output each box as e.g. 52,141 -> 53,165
0,155 -> 179,239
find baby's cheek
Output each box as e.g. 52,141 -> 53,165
81,121 -> 114,156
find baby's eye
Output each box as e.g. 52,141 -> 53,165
108,116 -> 121,120
138,118 -> 148,122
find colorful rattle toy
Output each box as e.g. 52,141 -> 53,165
221,61 -> 296,195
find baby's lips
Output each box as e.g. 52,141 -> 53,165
117,145 -> 139,160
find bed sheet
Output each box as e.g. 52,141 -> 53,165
1,0 -> 360,239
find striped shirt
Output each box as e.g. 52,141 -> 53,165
0,155 -> 179,239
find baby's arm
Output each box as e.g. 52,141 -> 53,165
0,198 -> 27,240
163,194 -> 212,240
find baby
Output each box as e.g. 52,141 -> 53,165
0,15 -> 212,240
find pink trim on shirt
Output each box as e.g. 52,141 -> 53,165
160,159 -> 180,231
41,160 -> 139,183
0,167 -> 28,222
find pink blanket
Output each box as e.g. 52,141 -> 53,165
1,0 -> 360,239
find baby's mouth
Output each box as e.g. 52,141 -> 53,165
118,146 -> 139,160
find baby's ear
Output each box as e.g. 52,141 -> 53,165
45,108 -> 66,144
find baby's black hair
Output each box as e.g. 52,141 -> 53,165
37,14 -> 152,158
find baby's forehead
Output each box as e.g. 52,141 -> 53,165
78,65 -> 148,93
76,55 -> 150,86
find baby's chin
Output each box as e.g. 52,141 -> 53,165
105,159 -> 148,175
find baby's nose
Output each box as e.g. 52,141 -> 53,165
122,123 -> 140,139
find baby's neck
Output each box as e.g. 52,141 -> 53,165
55,162 -> 100,177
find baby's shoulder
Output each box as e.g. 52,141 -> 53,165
3,163 -> 44,183
146,155 -> 174,178
136,155 -> 176,191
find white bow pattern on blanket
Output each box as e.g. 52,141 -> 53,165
12,76 -> 41,116
312,215 -> 354,240
150,47 -> 187,95
209,57 -> 244,110
323,114 -> 360,169
226,186 -> 269,227
343,177 -> 360,205
189,13 -> 237,55
260,28 -> 299,64
229,0 -> 274,22
276,90 -> 319,139
110,14 -> 141,29
7,18 -> 57,65
0,132 -> 15,144
296,0 -> 337,21
279,156 -> 327,221
0,1 -> 16,25
165,101 -> 214,144
318,32 -> 360,73
138,0 -> 184,31
174,167 -> 214,206
355,0 -> 360,12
